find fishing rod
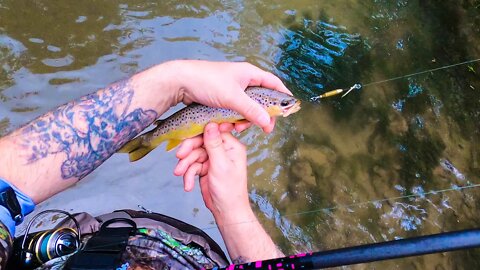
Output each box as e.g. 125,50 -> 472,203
220,228 -> 480,269
310,58 -> 480,100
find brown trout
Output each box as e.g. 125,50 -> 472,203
119,87 -> 301,162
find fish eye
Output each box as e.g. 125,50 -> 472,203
280,100 -> 291,107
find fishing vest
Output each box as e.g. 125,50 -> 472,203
12,209 -> 230,270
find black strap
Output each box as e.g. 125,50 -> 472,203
0,187 -> 23,225
64,218 -> 137,270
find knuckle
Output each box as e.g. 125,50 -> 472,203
206,138 -> 223,149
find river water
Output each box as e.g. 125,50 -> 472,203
1,1 -> 479,269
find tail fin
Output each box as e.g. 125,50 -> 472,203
118,136 -> 154,162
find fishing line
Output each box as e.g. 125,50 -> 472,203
362,58 -> 480,87
197,182 -> 480,231
282,182 -> 480,218
311,57 -> 480,100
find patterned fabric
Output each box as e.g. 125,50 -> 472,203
32,227 -> 217,270
123,228 -> 217,269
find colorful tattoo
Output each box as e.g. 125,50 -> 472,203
20,79 -> 157,180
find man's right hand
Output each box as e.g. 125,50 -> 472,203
174,123 -> 253,222
174,123 -> 284,262
200,123 -> 251,220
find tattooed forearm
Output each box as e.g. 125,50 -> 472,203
20,79 -> 157,180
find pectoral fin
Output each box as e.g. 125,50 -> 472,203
165,139 -> 182,151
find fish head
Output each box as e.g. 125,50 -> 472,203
246,87 -> 302,117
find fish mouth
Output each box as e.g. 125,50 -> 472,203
282,100 -> 301,117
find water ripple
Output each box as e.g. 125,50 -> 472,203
277,19 -> 363,98
250,190 -> 314,251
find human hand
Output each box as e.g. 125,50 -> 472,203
174,123 -> 252,219
169,60 -> 290,133
173,117 -> 275,177
175,123 -> 282,261
173,122 -> 247,191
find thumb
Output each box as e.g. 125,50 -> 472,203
203,123 -> 227,165
230,91 -> 270,129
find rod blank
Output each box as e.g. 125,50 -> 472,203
306,229 -> 480,268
